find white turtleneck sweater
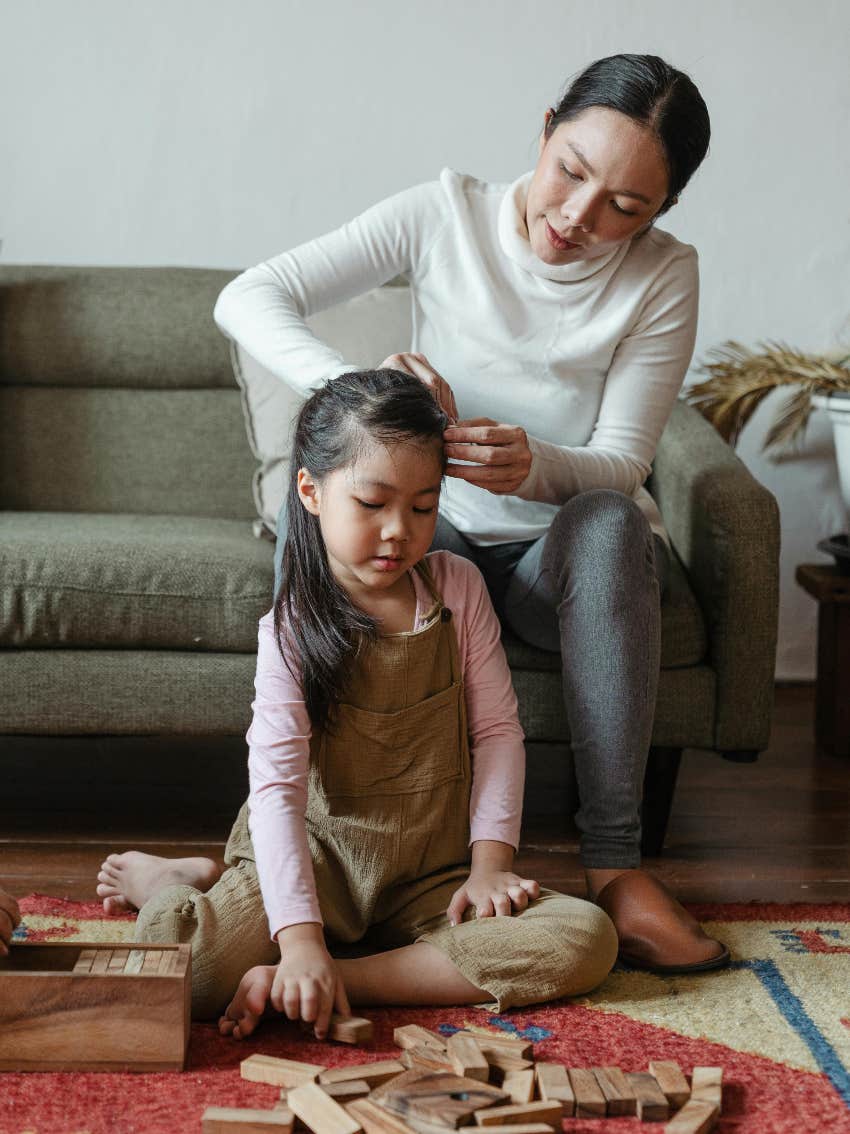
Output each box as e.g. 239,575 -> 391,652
214,169 -> 699,545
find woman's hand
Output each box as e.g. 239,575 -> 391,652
447,870 -> 541,924
444,418 -> 532,495
379,352 -> 459,423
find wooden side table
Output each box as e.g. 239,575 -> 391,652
795,563 -> 850,757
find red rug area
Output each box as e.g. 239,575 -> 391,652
3,896 -> 850,1133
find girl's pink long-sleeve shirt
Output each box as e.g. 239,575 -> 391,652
247,550 -> 526,941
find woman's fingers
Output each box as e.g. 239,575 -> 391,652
379,353 -> 458,422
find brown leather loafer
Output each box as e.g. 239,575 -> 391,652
595,870 -> 730,975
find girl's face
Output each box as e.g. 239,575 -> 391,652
525,106 -> 671,266
297,438 -> 443,601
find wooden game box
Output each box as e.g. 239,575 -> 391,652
0,941 -> 191,1072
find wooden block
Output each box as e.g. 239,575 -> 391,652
625,1072 -> 669,1122
447,1033 -> 490,1082
123,948 -> 146,975
107,948 -> 130,972
566,1069 -> 605,1118
376,1069 -> 508,1128
401,1046 -> 455,1074
242,1054 -> 327,1088
329,1015 -> 374,1045
72,948 -> 97,974
345,1098 -> 420,1134
535,1064 -> 574,1116
690,1068 -> 723,1110
315,1083 -> 372,1103
202,1107 -> 294,1133
663,1098 -> 719,1134
474,1101 -> 562,1128
501,1069 -> 535,1105
393,1025 -> 447,1052
90,949 -> 113,974
462,1027 -> 533,1059
288,1082 -> 364,1134
649,1061 -> 690,1109
479,1050 -> 534,1075
591,1067 -> 636,1117
469,1129 -> 552,1134
0,941 -> 191,1072
141,949 -> 164,974
319,1061 -> 407,1088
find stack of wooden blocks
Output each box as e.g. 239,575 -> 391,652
201,1018 -> 723,1133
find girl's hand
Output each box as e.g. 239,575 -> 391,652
0,887 -> 21,956
444,418 -> 532,495
378,352 -> 459,423
446,870 -> 541,924
269,937 -> 350,1041
219,938 -> 350,1041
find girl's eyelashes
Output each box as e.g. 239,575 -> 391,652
560,161 -> 581,182
355,499 -> 436,515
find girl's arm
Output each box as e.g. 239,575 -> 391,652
445,247 -> 699,501
213,181 -> 449,397
247,614 -> 322,940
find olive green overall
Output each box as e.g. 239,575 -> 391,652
136,567 -> 617,1018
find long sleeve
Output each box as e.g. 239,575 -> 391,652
513,246 -> 699,506
246,614 -> 321,941
428,552 -> 526,850
213,181 -> 449,395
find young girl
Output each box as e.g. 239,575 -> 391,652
97,370 -> 617,1038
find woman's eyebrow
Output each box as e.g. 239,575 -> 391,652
567,143 -> 652,204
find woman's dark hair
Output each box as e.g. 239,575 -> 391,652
275,368 -> 448,731
547,54 -> 710,214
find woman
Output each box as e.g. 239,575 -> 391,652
215,53 -> 727,973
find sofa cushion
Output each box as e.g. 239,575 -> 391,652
502,547 -> 706,672
0,513 -> 274,651
231,284 -> 414,532
0,387 -> 257,517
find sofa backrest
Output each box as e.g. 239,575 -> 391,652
0,266 -> 257,518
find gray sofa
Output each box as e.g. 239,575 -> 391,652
0,266 -> 781,849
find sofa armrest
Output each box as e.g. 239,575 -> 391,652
650,399 -> 780,751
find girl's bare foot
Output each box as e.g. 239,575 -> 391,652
219,965 -> 277,1040
96,851 -> 221,915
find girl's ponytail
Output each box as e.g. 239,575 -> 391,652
274,369 -> 447,731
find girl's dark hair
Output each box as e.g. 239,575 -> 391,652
275,368 -> 448,731
547,54 -> 710,214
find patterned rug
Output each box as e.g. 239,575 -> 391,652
3,895 -> 850,1133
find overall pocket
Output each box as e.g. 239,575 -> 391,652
317,680 -> 465,800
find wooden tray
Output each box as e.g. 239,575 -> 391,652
0,941 -> 191,1071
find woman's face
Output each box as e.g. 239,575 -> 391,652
525,106 -> 671,265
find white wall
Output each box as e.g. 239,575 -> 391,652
3,0 -> 849,678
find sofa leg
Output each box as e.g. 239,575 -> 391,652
720,749 -> 759,763
640,746 -> 683,858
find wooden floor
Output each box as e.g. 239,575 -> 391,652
2,685 -> 848,905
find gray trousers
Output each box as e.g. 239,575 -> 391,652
273,488 -> 668,868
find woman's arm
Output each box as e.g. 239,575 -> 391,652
213,182 -> 449,397
445,249 -> 699,501
247,616 -> 322,940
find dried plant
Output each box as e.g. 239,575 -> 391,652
686,342 -> 850,457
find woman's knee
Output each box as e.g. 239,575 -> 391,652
543,490 -> 654,584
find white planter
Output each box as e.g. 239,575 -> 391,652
813,391 -> 850,525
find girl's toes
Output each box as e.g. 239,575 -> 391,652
103,895 -> 130,915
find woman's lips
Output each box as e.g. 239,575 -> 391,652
545,220 -> 582,251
